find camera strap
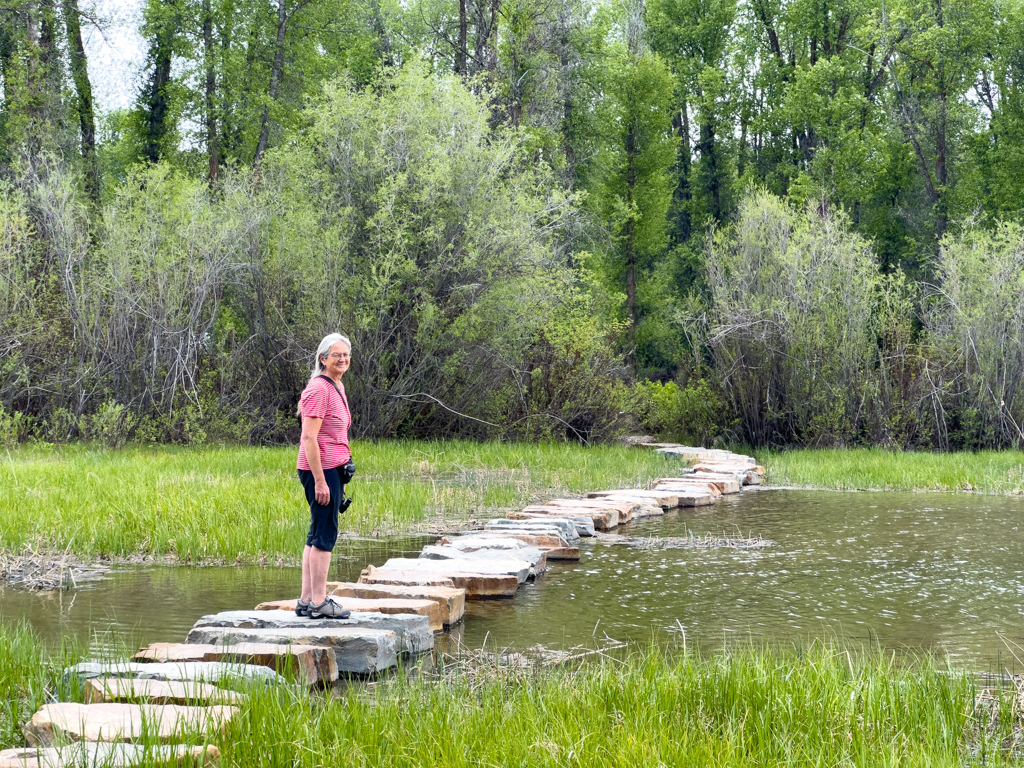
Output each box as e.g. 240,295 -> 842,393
317,375 -> 351,417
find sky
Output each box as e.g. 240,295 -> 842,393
81,0 -> 146,114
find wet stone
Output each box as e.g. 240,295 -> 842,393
419,544 -> 546,570
505,511 -> 596,537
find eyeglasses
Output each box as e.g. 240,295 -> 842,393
326,353 -> 351,361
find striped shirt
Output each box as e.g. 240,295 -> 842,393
296,377 -> 352,471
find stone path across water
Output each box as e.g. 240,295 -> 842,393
2,443 -> 759,767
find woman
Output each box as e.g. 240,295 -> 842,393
295,333 -> 355,619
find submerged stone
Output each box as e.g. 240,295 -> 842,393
484,518 -> 581,542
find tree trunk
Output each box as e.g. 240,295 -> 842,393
254,0 -> 310,168
671,101 -> 692,243
143,0 -> 177,163
457,0 -> 467,74
698,117 -> 722,220
203,0 -> 219,183
63,0 -> 100,207
625,124 -> 638,361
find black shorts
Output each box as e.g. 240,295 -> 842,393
298,466 -> 346,552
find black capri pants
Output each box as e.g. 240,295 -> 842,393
298,465 -> 346,552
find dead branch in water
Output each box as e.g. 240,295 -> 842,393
0,548 -> 111,591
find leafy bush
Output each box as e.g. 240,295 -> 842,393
631,379 -> 730,445
0,406 -> 31,447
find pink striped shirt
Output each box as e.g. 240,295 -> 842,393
296,377 -> 352,471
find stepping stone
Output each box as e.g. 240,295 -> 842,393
504,512 -> 595,537
0,743 -> 219,768
587,489 -> 684,507
83,678 -> 244,706
23,703 -> 237,747
380,556 -> 533,583
485,518 -> 581,541
656,478 -> 723,496
255,596 -> 443,632
690,470 -> 750,488
65,662 -> 283,686
658,476 -> 738,494
419,545 -> 547,572
544,547 -> 581,560
133,643 -> 337,686
437,535 -> 547,552
584,492 -> 671,512
359,566 -> 518,599
520,505 -> 618,530
443,532 -> 569,550
184,627 -> 399,676
544,497 -> 661,520
357,570 -> 456,587
187,610 -> 433,657
326,582 -> 466,627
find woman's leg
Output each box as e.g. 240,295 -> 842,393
300,545 -> 313,602
308,546 -> 332,604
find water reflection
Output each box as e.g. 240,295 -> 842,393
2,490 -> 1024,668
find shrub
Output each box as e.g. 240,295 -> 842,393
631,379 -> 730,445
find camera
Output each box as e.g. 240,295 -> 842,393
339,460 -> 356,484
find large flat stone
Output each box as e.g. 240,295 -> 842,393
0,743 -> 219,768
419,545 -> 547,572
380,557 -> 533,583
326,582 -> 466,627
443,532 -> 569,551
484,518 -> 581,541
359,566 -> 518,598
437,535 -> 546,552
544,497 -> 660,519
187,610 -> 433,657
133,643 -> 337,686
184,626 -> 399,676
520,505 -> 618,530
23,704 -> 237,747
356,570 -> 456,587
587,489 -> 683,507
64,662 -> 283,686
504,512 -> 595,537
659,476 -> 739,494
83,678 -> 244,706
255,596 -> 443,632
655,478 -> 723,496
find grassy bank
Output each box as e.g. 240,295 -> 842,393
0,440 -> 677,562
0,622 -> 1015,766
763,448 -> 1024,494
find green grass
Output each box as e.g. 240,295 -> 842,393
763,448 -> 1024,494
0,621 -> 1016,766
0,440 -> 680,562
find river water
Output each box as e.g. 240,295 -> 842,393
3,490 -> 1024,668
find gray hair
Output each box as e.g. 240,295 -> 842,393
298,333 -> 352,417
311,333 -> 352,378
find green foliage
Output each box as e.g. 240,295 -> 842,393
631,379 -> 730,445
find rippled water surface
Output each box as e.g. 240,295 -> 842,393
3,490 -> 1024,666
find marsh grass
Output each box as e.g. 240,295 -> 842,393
1,621 -> 1019,765
763,448 -> 1024,494
0,440 -> 678,562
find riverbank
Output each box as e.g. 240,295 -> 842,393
0,622 -> 1015,765
764,448 -> 1024,494
0,441 -> 678,563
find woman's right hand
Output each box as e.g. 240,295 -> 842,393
314,478 -> 331,506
